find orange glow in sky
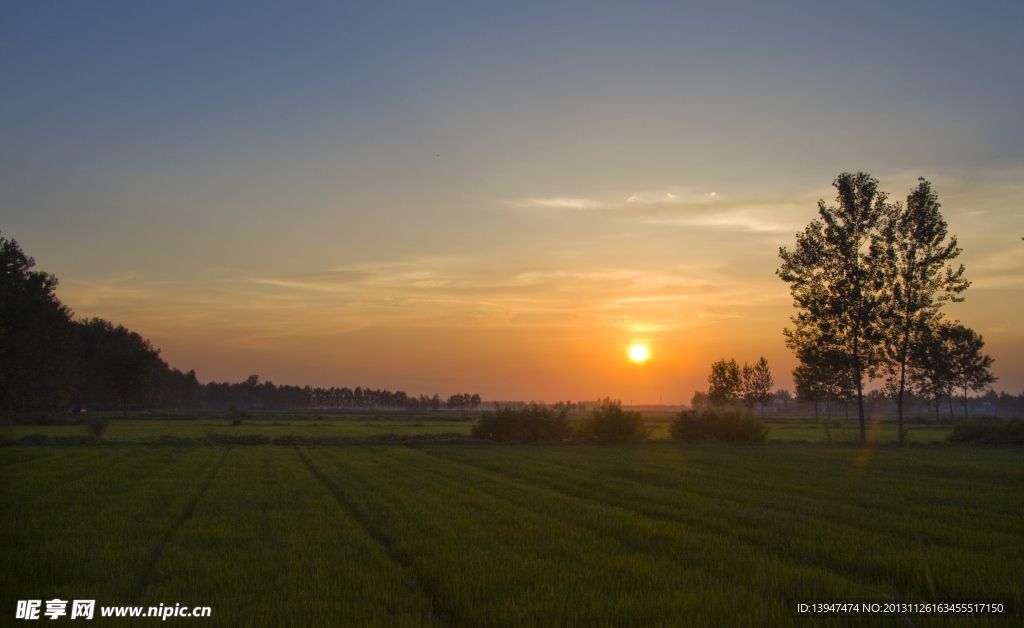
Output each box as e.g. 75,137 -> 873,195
3,4 -> 1021,403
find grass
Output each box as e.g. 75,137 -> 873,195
2,440 -> 1020,626
0,413 -> 477,441
1,410 -> 958,443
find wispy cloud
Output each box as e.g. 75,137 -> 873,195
521,197 -> 605,210
642,213 -> 801,233
513,187 -> 812,233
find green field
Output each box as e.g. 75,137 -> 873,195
0,411 -> 957,444
2,438 -> 1020,626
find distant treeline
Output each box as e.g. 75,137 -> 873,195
204,375 -> 481,411
0,232 -> 480,414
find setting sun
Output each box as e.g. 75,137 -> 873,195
629,345 -> 648,362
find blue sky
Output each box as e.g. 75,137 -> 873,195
2,1 -> 1022,400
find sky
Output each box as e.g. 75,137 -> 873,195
2,0 -> 1022,403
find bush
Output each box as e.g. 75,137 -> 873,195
576,400 -> 647,444
85,416 -> 110,439
669,409 -> 769,443
226,405 -> 252,426
948,418 -> 1024,445
471,403 -> 571,442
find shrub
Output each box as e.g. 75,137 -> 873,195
85,416 -> 110,439
576,400 -> 647,444
948,418 -> 1024,445
669,409 -> 769,443
227,405 -> 252,426
471,403 -> 571,442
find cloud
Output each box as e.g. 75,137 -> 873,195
515,186 -> 810,233
520,197 -> 605,210
626,191 -> 706,204
642,213 -> 800,233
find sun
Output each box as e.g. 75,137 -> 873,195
629,344 -> 648,362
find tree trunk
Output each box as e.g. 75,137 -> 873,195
897,360 -> 907,444
853,336 -> 866,443
895,262 -> 916,445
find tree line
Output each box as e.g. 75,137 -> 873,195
205,375 -> 481,411
778,173 -> 997,443
0,232 -> 479,414
0,233 -> 202,415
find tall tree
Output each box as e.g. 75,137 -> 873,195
0,233 -> 78,411
77,318 -> 164,417
707,358 -> 741,407
747,357 -> 774,418
881,178 -> 969,442
739,362 -> 757,411
778,172 -> 891,443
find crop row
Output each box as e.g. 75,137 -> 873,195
2,445 -> 1021,627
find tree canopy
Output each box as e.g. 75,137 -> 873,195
880,178 -> 968,441
780,174 -> 995,437
778,172 -> 892,442
0,233 -> 78,411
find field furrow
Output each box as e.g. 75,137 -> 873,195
295,446 -> 454,626
0,447 -> 224,603
137,446 -> 442,627
422,445 -> 1024,610
304,446 -> 873,627
129,447 -> 231,603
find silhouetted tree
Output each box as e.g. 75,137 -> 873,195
746,357 -> 774,418
0,233 -> 79,411
707,358 -> 741,407
791,341 -> 855,422
739,362 -> 757,411
779,172 -> 891,443
880,178 -> 969,442
690,390 -> 712,412
774,388 -> 792,414
944,323 -> 997,419
445,392 -> 481,410
156,367 -> 202,408
76,318 -> 163,417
